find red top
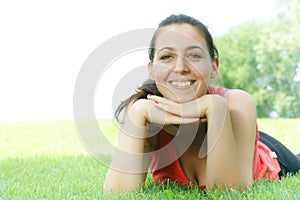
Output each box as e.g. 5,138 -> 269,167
149,86 -> 280,189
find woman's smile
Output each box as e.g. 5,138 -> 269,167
169,80 -> 195,88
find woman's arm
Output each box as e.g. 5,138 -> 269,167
104,99 -> 199,193
224,89 -> 257,187
195,91 -> 256,189
103,100 -> 150,193
203,94 -> 245,189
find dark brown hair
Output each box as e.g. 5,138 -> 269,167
114,14 -> 218,121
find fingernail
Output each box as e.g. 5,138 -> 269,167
155,101 -> 159,104
147,94 -> 152,98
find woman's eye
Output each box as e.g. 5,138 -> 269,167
187,54 -> 201,60
160,55 -> 173,61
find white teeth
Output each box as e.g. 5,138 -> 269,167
171,81 -> 193,87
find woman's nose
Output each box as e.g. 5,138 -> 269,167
173,56 -> 189,73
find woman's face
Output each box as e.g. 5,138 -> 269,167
149,24 -> 218,103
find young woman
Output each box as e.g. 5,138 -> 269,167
104,14 -> 300,193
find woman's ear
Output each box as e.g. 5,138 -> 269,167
210,57 -> 219,79
213,56 -> 219,69
148,61 -> 154,80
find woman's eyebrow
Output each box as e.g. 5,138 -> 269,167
156,46 -> 207,54
185,45 -> 207,53
156,47 -> 175,54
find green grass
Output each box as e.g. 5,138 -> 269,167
0,119 -> 299,199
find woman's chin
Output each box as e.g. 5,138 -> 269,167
169,95 -> 195,103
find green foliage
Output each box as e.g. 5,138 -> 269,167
292,0 -> 300,22
215,0 -> 300,118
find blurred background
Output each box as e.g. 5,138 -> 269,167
0,0 -> 299,121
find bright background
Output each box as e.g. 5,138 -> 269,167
0,0 -> 278,121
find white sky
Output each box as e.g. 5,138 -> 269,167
0,0 -> 278,121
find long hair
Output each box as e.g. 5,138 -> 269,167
114,79 -> 162,121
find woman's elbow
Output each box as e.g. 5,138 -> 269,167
231,172 -> 253,191
103,171 -> 146,194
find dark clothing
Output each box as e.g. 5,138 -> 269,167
259,131 -> 300,177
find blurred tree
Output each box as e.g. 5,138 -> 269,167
292,0 -> 300,21
215,0 -> 300,118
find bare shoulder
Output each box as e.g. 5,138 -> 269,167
224,89 -> 255,103
224,89 -> 256,107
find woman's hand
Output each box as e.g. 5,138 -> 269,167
128,98 -> 200,128
146,94 -> 214,122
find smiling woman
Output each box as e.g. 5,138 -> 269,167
103,14 -> 300,194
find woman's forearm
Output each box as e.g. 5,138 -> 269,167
204,95 -> 244,189
104,101 -> 150,193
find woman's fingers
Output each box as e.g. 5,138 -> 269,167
147,94 -> 175,107
147,94 -> 211,120
147,94 -> 185,116
131,98 -> 199,126
145,99 -> 199,125
147,94 -> 204,118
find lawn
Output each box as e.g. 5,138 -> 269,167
0,119 -> 299,199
